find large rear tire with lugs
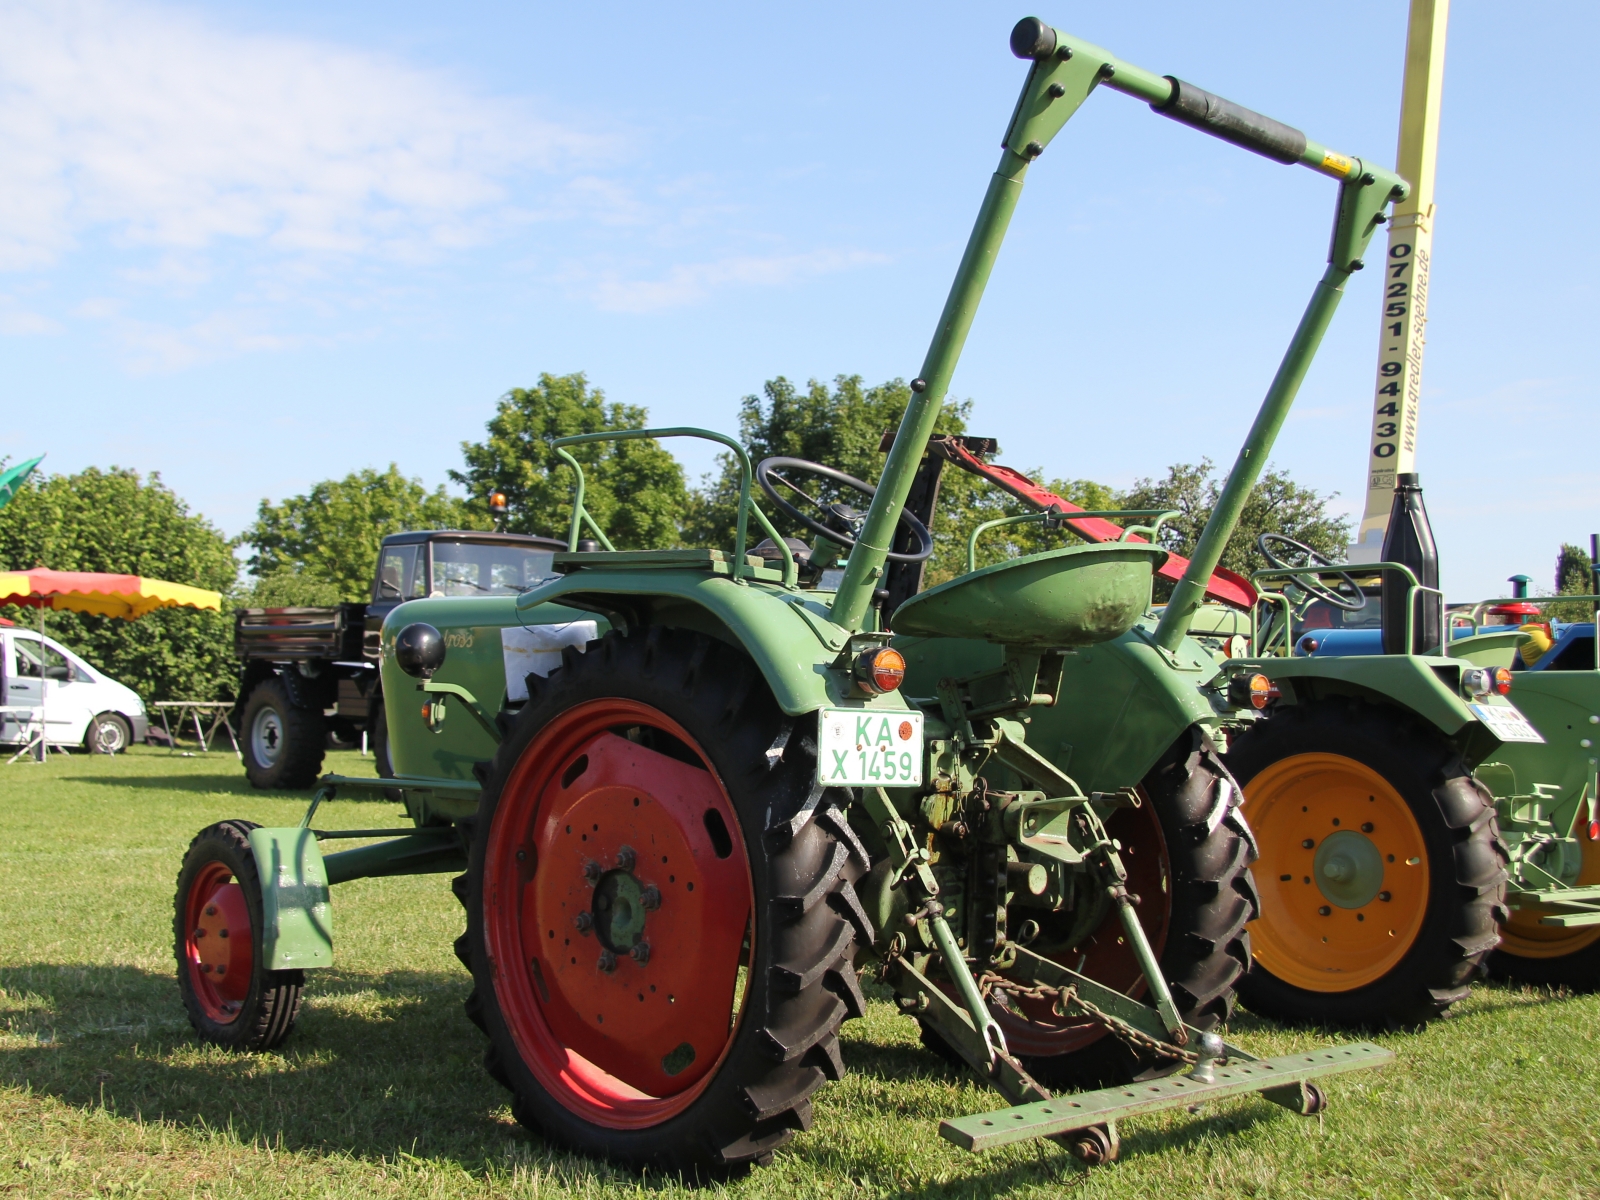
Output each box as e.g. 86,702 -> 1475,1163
458,629 -> 869,1176
993,726 -> 1258,1090
1225,700 -> 1508,1027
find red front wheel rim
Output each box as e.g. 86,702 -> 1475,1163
483,698 -> 756,1130
183,861 -> 255,1022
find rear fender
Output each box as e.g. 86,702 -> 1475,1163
1244,654 -> 1500,765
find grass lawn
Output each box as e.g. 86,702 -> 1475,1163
0,745 -> 1594,1198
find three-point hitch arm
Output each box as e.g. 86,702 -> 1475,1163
828,17 -> 1409,637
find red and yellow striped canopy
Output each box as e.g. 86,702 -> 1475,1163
0,569 -> 222,620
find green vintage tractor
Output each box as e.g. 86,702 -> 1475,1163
1212,541 -> 1600,1024
173,18 -> 1404,1173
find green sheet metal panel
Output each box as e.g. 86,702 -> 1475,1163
247,826 -> 333,971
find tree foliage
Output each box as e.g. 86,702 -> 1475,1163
452,373 -> 686,551
242,465 -> 477,602
1120,459 -> 1351,595
1547,542 -> 1595,622
0,467 -> 238,703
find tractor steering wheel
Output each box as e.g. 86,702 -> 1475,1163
1256,533 -> 1367,611
756,457 -> 934,564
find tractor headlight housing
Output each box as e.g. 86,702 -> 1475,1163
1461,667 -> 1510,700
1227,672 -> 1275,710
853,646 -> 906,696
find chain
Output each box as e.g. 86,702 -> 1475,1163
978,972 -> 1199,1065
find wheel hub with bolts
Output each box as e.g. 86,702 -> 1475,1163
250,707 -> 283,768
1243,752 -> 1431,992
487,698 -> 754,1108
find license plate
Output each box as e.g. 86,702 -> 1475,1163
817,707 -> 924,787
1470,703 -> 1546,744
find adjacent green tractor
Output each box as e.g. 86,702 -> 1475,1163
173,19 -> 1406,1173
1204,507 -> 1598,1027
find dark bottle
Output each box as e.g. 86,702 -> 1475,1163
1380,472 -> 1442,654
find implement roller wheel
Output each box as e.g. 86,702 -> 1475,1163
1225,700 -> 1508,1027
174,820 -> 304,1050
458,629 -> 869,1175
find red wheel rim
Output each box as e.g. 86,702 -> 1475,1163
483,698 -> 755,1129
182,861 -> 255,1022
996,797 -> 1171,1057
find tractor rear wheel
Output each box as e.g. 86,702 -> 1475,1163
174,820 -> 305,1050
1225,700 -> 1508,1027
458,629 -> 868,1175
998,726 -> 1258,1090
241,677 -> 326,790
1490,798 -> 1600,990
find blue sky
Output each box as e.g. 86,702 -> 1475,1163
1,0 -> 1594,601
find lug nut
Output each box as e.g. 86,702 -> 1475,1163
1317,906 -> 1331,916
574,912 -> 593,934
1302,839 -> 1315,849
1378,891 -> 1392,902
640,886 -> 661,911
219,928 -> 228,939
597,950 -> 617,973
1360,822 -> 1374,833
582,860 -> 602,883
630,942 -> 651,965
205,905 -> 217,917
616,845 -> 636,871
193,928 -> 205,939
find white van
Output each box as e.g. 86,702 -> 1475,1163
0,629 -> 149,753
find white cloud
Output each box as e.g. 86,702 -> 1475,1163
588,249 -> 890,313
0,295 -> 59,334
0,0 -> 601,271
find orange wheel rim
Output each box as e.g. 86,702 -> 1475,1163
1498,799 -> 1600,959
1243,753 -> 1430,992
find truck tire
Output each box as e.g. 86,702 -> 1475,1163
174,819 -> 305,1050
1225,700 -> 1508,1027
946,727 -> 1257,1091
240,677 -> 326,790
1489,799 -> 1600,990
458,629 -> 866,1175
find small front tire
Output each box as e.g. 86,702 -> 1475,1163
174,820 -> 304,1050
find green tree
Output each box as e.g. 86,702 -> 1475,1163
684,375 -> 1118,586
1119,459 -> 1351,596
242,465 -> 476,601
0,467 -> 238,703
452,373 -> 686,551
1548,542 -> 1595,622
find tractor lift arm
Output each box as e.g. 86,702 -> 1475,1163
830,17 -> 1408,639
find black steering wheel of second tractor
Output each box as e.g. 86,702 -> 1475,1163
1256,532 -> 1367,611
755,457 -> 933,564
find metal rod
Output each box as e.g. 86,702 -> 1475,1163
1113,892 -> 1186,1043
928,912 -> 1008,1063
831,152 -> 1032,630
1152,264 -> 1356,652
